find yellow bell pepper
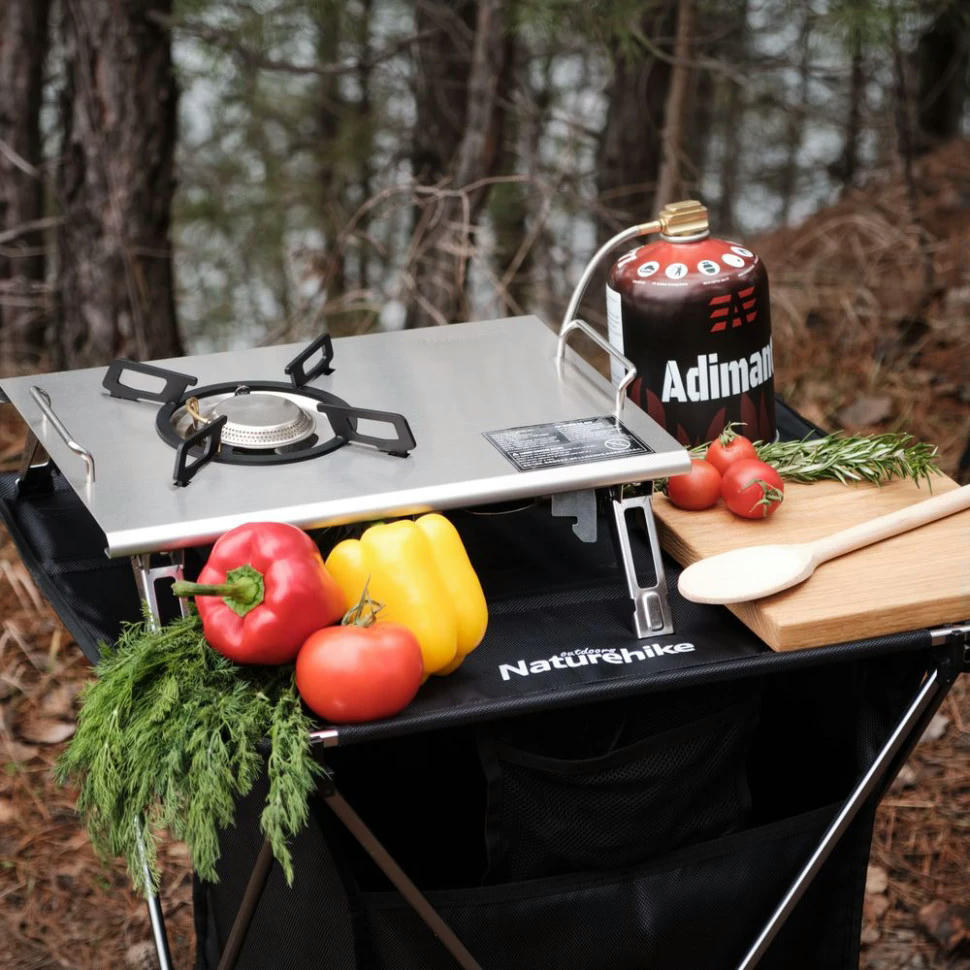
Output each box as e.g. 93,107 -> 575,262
324,513 -> 488,675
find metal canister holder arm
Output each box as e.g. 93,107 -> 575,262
555,318 -> 636,425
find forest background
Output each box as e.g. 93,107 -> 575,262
1,0 -> 970,968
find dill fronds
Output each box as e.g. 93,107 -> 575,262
55,610 -> 320,896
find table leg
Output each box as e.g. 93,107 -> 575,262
216,839 -> 275,970
137,826 -> 174,970
736,657 -> 954,970
319,783 -> 483,970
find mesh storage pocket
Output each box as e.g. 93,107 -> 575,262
358,801 -> 867,970
479,694 -> 758,881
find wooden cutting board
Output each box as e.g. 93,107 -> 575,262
652,474 -> 970,651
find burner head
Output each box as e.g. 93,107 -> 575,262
180,389 -> 316,450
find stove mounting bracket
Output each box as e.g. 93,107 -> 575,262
608,487 -> 675,638
131,550 -> 189,625
16,430 -> 55,496
551,487 -> 675,637
550,489 -> 599,543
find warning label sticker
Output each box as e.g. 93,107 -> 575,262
484,416 -> 653,472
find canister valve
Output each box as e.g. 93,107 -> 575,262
560,199 -> 707,334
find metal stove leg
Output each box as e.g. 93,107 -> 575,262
131,552 -> 187,970
735,662 -> 951,970
318,781 -> 482,970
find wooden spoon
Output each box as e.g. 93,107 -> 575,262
677,483 -> 970,605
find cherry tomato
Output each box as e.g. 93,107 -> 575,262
706,427 -> 758,477
667,458 -> 722,510
720,458 -> 785,519
296,622 -> 424,723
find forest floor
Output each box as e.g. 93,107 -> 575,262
1,138 -> 970,969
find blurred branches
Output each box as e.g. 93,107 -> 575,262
0,0 -> 967,360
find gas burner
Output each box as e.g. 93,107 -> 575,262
102,332 -> 415,486
178,388 -> 317,451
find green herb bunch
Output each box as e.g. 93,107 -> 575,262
650,429 -> 941,495
55,609 -> 321,895
749,431 -> 940,486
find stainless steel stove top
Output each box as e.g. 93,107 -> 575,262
1,316 -> 690,557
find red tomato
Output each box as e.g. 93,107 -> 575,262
706,429 -> 758,477
296,623 -> 424,723
720,458 -> 785,519
667,458 -> 722,510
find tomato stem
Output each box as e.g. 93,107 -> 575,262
342,578 -> 385,627
718,421 -> 747,446
749,479 -> 785,515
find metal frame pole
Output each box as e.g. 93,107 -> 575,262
736,648 -> 958,970
131,552 -> 187,970
319,781 -> 482,970
215,840 -> 275,970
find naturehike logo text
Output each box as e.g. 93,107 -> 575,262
661,339 -> 773,404
709,285 -> 757,331
499,643 -> 696,681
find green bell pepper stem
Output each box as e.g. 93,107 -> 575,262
171,563 -> 265,618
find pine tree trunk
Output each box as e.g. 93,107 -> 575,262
355,0 -> 374,292
654,0 -> 695,211
595,2 -> 676,231
0,0 -> 51,365
714,1 -> 748,233
778,7 -> 812,224
489,36 -> 537,318
316,0 -> 348,316
916,0 -> 969,151
410,0 -> 476,184
840,25 -> 865,191
56,0 -> 182,368
405,0 -> 511,329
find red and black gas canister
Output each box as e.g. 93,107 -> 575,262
563,200 -> 775,447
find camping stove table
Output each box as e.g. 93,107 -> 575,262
0,352 -> 967,968
0,315 -> 691,639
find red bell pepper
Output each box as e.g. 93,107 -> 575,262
172,522 -> 344,665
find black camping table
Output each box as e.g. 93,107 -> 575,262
1,400 -> 967,970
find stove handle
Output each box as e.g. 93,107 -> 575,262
30,386 -> 96,485
555,318 -> 636,424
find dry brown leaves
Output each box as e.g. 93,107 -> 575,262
861,680 -> 970,969
0,410 -> 193,970
755,136 -> 970,482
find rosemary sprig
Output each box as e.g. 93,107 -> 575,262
55,609 -> 322,895
648,429 -> 942,496
751,431 -> 940,486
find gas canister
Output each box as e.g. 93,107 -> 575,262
605,201 -> 775,446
